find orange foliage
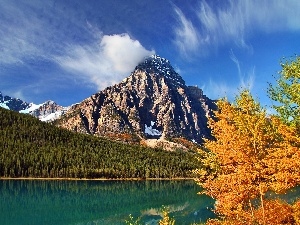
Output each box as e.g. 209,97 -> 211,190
206,218 -> 245,225
293,199 -> 300,224
196,90 -> 300,224
254,199 -> 294,225
206,199 -> 300,225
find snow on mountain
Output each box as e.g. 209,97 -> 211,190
0,102 -> 10,110
145,121 -> 162,137
40,110 -> 68,122
25,100 -> 69,122
0,91 -> 30,111
19,103 -> 44,114
0,91 -> 67,122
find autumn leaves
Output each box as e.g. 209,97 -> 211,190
197,56 -> 300,224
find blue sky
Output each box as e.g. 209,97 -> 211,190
1,0 -> 300,108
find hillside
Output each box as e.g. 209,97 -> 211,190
0,107 -> 200,179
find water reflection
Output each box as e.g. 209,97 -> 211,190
0,180 -> 215,225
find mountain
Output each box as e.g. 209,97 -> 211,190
20,100 -> 69,121
0,91 -> 30,111
57,55 -> 216,144
0,91 -> 67,121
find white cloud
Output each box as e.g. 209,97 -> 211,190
0,2 -> 40,64
173,0 -> 300,56
229,50 -> 255,90
196,0 -> 252,50
201,50 -> 256,101
0,1 -> 86,65
229,50 -> 241,76
203,79 -> 236,101
173,6 -> 200,57
242,0 -> 300,31
0,2 -> 155,100
56,33 -> 155,90
101,34 -> 155,74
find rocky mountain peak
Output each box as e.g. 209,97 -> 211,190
20,100 -> 69,122
134,55 -> 185,87
58,55 -> 216,145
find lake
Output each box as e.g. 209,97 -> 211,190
0,180 -> 215,225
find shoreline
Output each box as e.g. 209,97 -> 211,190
0,177 -> 195,181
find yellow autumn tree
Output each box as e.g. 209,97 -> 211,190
196,90 -> 300,224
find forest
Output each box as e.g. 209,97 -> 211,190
0,107 -> 199,179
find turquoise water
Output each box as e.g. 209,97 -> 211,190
0,180 -> 215,225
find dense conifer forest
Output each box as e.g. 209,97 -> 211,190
0,107 -> 199,179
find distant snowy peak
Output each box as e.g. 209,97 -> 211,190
23,100 -> 69,122
0,91 -> 30,111
19,103 -> 44,114
0,91 -> 67,122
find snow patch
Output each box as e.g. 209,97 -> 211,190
145,121 -> 162,136
19,103 -> 43,114
40,110 -> 65,122
0,103 -> 10,110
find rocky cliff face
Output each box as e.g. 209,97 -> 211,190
58,55 -> 216,143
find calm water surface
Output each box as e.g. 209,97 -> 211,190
0,180 -> 215,225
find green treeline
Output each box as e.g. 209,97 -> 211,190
0,108 -> 199,179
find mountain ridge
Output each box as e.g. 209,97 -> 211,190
0,92 -> 68,121
1,55 -> 217,146
57,55 -> 217,144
